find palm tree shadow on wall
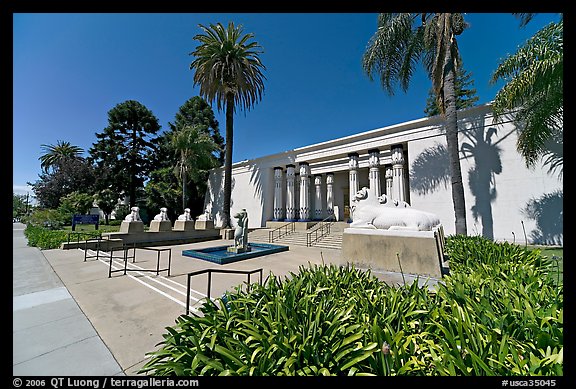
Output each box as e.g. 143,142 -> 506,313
410,143 -> 450,196
460,124 -> 506,241
522,189 -> 563,245
248,162 -> 264,208
205,171 -> 234,223
411,119 -> 509,240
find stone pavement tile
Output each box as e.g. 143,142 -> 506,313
13,336 -> 123,376
13,307 -> 104,365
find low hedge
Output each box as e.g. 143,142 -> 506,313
140,235 -> 563,376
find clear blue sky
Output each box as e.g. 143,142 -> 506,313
12,12 -> 560,198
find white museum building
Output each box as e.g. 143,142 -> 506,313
202,103 -> 563,246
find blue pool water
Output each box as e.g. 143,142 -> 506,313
182,243 -> 289,264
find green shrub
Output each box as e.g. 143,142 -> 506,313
24,225 -> 71,249
24,225 -> 102,250
141,236 -> 563,376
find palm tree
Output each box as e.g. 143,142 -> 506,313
363,13 -> 468,235
170,125 -> 220,211
490,15 -> 563,179
190,21 -> 266,229
39,140 -> 83,173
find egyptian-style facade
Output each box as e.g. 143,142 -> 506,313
203,103 -> 563,245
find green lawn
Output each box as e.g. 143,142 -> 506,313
529,246 -> 563,284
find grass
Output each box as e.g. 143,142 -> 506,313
63,224 -> 121,233
528,245 -> 563,285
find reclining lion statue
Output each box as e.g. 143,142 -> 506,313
350,187 -> 441,231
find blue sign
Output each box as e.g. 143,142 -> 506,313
72,214 -> 99,230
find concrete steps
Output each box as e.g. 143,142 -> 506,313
248,221 -> 349,250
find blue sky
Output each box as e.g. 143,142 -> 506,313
12,12 -> 560,198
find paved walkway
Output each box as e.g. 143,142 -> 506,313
13,222 -> 442,376
13,222 -> 124,376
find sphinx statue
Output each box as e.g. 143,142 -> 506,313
177,208 -> 192,221
124,206 -> 141,222
153,207 -> 170,221
350,187 -> 441,231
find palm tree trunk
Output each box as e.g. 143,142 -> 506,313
181,167 -> 187,212
444,48 -> 468,235
129,122 -> 137,207
222,93 -> 235,229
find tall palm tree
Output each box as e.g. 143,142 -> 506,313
39,140 -> 84,173
170,124 -> 220,211
491,15 -> 563,179
363,13 -> 468,235
190,21 -> 266,229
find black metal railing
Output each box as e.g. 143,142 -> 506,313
185,268 -> 263,315
306,215 -> 335,247
68,230 -> 103,244
268,221 -> 295,243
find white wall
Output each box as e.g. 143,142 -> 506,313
408,110 -> 563,245
205,104 -> 563,245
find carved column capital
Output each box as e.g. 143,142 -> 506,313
391,145 -> 404,165
348,153 -> 359,170
326,172 -> 334,185
368,149 -> 380,168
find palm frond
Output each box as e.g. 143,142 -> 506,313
190,22 -> 266,113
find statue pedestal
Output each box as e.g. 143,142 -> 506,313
342,228 -> 445,278
227,245 -> 251,254
173,220 -> 195,231
149,220 -> 172,232
195,220 -> 214,230
120,221 -> 144,233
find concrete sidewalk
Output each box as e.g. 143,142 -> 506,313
13,222 -> 442,376
13,222 -> 124,376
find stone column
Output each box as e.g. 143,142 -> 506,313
314,175 -> 323,220
285,164 -> 296,221
348,153 -> 359,213
273,167 -> 284,221
391,145 -> 406,203
299,162 -> 311,221
294,172 -> 300,219
326,173 -> 334,218
385,165 -> 393,198
368,149 -> 381,198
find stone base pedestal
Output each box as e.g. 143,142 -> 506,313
173,220 -> 195,231
195,220 -> 214,230
342,228 -> 445,278
120,221 -> 144,233
149,220 -> 172,232
226,245 -> 252,254
220,228 -> 234,240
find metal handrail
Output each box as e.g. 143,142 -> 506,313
306,215 -> 335,247
268,221 -> 296,243
185,268 -> 263,315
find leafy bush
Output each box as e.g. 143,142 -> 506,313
24,225 -> 72,249
24,225 -> 102,250
141,236 -> 563,376
26,208 -> 67,230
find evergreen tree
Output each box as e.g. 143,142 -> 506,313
424,59 -> 479,117
168,96 -> 224,164
89,100 -> 161,207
